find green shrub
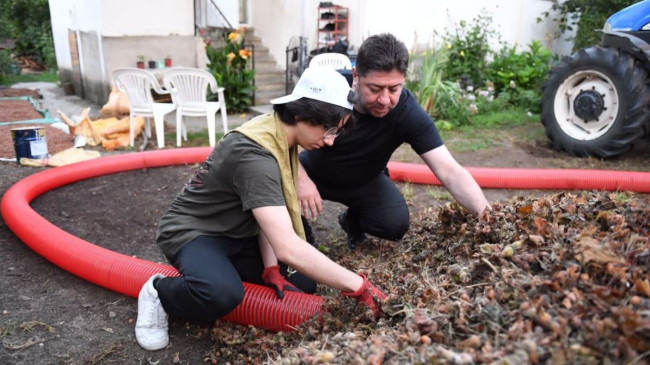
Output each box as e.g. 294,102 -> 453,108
407,47 -> 472,127
406,48 -> 448,116
486,40 -> 551,113
205,28 -> 256,113
408,13 -> 551,128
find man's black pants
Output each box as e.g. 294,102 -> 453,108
315,169 -> 410,241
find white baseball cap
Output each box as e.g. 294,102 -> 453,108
270,67 -> 353,110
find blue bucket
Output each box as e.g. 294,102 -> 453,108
11,126 -> 48,164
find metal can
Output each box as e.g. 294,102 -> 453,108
11,126 -> 48,164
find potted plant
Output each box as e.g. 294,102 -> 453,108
164,55 -> 172,67
136,55 -> 145,69
148,59 -> 157,69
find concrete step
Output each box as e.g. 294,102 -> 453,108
255,73 -> 285,84
249,104 -> 273,115
255,97 -> 281,106
255,88 -> 286,102
255,60 -> 283,73
246,38 -> 265,50
255,81 -> 285,92
254,81 -> 285,93
255,68 -> 284,77
247,42 -> 269,53
252,52 -> 276,64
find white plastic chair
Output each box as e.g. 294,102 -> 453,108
309,53 -> 352,70
111,68 -> 176,148
163,67 -> 228,147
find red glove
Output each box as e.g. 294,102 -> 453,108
341,274 -> 387,318
262,265 -> 302,299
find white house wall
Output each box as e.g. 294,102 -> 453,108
360,0 -> 573,54
250,0 -> 573,71
248,0 -> 305,73
49,0 -> 198,104
49,0 -> 105,103
101,0 -> 194,36
49,0 -> 576,104
100,0 -> 197,99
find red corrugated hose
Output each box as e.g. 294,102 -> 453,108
387,161 -> 650,193
2,148 -> 649,332
0,147 -> 322,332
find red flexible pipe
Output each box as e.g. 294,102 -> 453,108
1,147 -> 323,332
387,161 -> 650,193
3,149 -> 649,332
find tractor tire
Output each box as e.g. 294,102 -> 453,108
540,46 -> 650,158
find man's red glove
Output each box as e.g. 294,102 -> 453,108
262,265 -> 302,299
341,274 -> 387,318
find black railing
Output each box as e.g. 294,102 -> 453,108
245,41 -> 255,106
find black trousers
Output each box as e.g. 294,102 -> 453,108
316,169 -> 410,241
156,235 -> 316,322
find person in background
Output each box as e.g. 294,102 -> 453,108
135,67 -> 387,351
298,33 -> 491,249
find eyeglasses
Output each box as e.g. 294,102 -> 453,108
324,126 -> 344,139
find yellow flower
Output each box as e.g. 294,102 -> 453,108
227,52 -> 236,63
239,49 -> 251,60
228,32 -> 242,44
459,50 -> 465,57
446,43 -> 452,49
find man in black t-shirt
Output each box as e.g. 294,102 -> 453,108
298,33 -> 491,249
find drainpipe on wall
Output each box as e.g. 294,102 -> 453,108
96,30 -> 107,95
301,0 -> 308,38
72,4 -> 85,97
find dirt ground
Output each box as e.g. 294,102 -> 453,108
1,87 -> 650,364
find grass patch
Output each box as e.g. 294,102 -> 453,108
1,71 -> 60,85
427,186 -> 451,201
471,106 -> 538,128
165,131 -> 224,147
401,182 -> 414,202
440,130 -> 496,152
439,107 -> 544,152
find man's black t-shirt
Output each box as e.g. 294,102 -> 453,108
300,88 -> 443,189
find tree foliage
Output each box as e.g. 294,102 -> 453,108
0,0 -> 56,68
539,0 -> 640,51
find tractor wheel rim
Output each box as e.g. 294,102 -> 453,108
553,70 -> 619,141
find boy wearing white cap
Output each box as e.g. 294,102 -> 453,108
135,67 -> 387,351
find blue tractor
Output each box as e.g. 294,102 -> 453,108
541,0 -> 650,158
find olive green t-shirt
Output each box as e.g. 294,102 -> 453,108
156,132 -> 286,258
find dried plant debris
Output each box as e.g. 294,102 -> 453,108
203,191 -> 649,364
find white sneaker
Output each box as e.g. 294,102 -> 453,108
135,274 -> 169,350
